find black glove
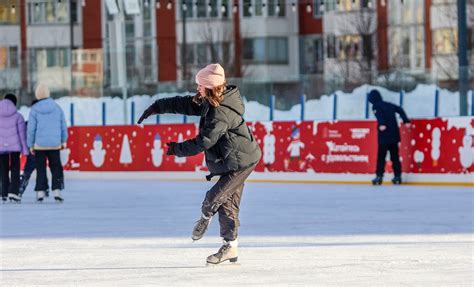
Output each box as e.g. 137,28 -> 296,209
137,105 -> 155,124
166,142 -> 178,156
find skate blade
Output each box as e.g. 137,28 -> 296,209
206,257 -> 239,266
54,197 -> 64,203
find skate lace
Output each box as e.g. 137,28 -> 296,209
195,217 -> 208,232
217,244 -> 231,259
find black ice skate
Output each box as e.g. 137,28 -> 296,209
206,240 -> 238,265
2,196 -> 7,203
8,193 -> 21,203
392,176 -> 402,185
192,214 -> 211,241
53,190 -> 64,203
372,176 -> 383,185
19,175 -> 29,196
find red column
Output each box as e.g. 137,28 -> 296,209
156,2 -> 177,82
20,0 -> 28,90
233,0 -> 242,77
82,0 -> 102,49
298,2 -> 322,35
424,0 -> 432,70
376,0 -> 389,71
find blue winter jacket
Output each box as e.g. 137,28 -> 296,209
27,98 -> 68,149
368,90 -> 410,145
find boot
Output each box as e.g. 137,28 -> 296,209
192,214 -> 211,241
53,189 -> 64,203
371,176 -> 383,185
392,176 -> 402,185
36,191 -> 45,202
8,193 -> 21,203
206,240 -> 238,265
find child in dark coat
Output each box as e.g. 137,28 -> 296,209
368,90 -> 410,185
138,64 -> 261,264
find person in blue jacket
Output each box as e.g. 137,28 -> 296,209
27,84 -> 68,202
368,90 -> 411,185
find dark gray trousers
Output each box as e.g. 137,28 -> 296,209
201,164 -> 256,241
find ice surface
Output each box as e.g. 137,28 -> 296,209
1,180 -> 473,285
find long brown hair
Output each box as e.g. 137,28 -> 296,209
193,83 -> 226,107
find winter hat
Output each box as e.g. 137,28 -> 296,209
35,84 -> 50,100
195,63 -> 226,89
4,93 -> 17,106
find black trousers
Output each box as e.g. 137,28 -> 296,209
0,152 -> 21,197
376,143 -> 402,177
35,150 -> 64,191
201,164 -> 256,241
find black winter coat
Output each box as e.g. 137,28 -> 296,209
368,91 -> 410,145
150,85 -> 261,177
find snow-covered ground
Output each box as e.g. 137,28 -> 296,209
18,84 -> 474,126
1,180 -> 473,286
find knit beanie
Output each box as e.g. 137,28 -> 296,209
35,84 -> 50,100
4,93 -> 17,106
195,63 -> 226,89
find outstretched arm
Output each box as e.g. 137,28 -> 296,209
138,95 -> 202,123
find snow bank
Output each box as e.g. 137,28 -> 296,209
18,84 -> 473,125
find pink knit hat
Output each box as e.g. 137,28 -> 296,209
195,63 -> 226,89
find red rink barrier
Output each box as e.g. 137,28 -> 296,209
57,117 -> 473,184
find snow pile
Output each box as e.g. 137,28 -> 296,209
17,84 -> 473,126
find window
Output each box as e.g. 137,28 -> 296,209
28,0 -> 70,24
255,0 -> 263,16
125,15 -> 135,38
143,2 -> 152,37
243,0 -> 252,17
268,0 -> 285,17
180,0 -> 194,18
339,0 -> 360,11
209,0 -> 218,17
313,0 -> 322,17
221,0 -> 229,17
337,35 -> 362,60
243,37 -> 288,64
197,0 -> 206,17
325,0 -> 337,11
222,42 -> 231,63
0,2 -> 19,23
302,37 -> 324,74
433,28 -> 457,54
327,34 -> 336,59
197,43 -> 208,64
0,46 -> 19,69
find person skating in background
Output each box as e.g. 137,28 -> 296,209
27,84 -> 68,202
0,94 -> 29,203
368,89 -> 411,185
138,63 -> 262,265
19,99 -> 50,197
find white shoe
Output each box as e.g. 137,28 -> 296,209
206,239 -> 239,264
7,193 -> 21,203
53,189 -> 64,202
36,191 -> 45,202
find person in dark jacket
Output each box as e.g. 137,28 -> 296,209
138,63 -> 262,265
19,99 -> 50,197
368,89 -> 410,185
